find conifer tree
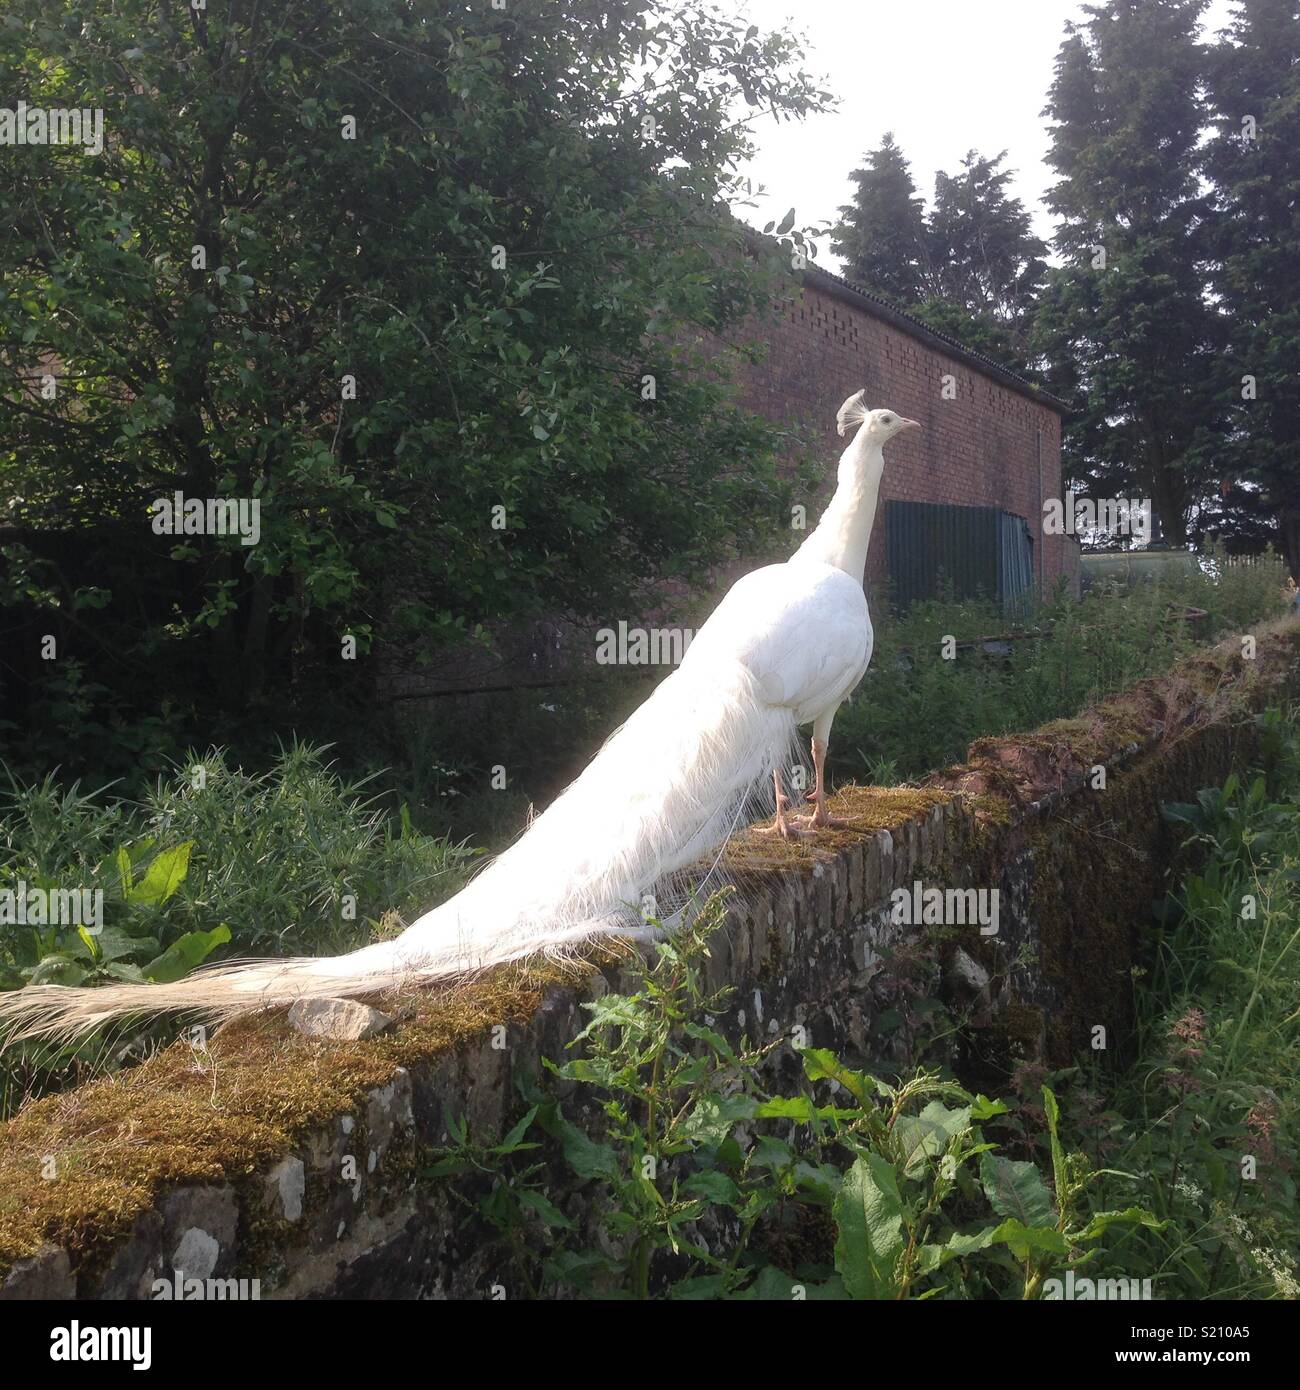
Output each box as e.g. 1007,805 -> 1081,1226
1202,0 -> 1300,575
1033,0 -> 1224,546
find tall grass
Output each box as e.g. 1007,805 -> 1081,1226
0,745 -> 476,1115
830,546 -> 1290,783
1046,707 -> 1300,1298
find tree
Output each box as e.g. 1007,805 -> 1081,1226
1033,0 -> 1225,546
0,0 -> 829,775
926,150 -> 1048,343
1201,0 -> 1300,576
833,139 -> 1045,372
830,133 -> 928,304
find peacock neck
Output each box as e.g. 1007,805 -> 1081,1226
792,433 -> 885,586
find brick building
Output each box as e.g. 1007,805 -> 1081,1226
384,263 -> 1076,705
730,264 -> 1075,611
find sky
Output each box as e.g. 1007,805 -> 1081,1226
725,0 -> 1238,271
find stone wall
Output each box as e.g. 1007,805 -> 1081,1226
2,623 -> 1295,1300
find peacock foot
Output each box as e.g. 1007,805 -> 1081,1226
752,812 -> 807,840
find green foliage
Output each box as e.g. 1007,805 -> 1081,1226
427,893 -> 1158,1299
830,133 -> 929,304
428,711 -> 1300,1301
1054,709 -> 1300,1298
1201,0 -> 1300,570
1034,0 -> 1229,548
832,139 -> 1045,368
0,0 -> 829,773
829,547 -> 1286,783
0,743 -> 472,1114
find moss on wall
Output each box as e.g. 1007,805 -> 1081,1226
2,619 -> 1297,1292
0,958 -> 586,1278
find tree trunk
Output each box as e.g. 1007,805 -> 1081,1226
1278,505 -> 1300,586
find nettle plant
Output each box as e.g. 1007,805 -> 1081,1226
429,892 -> 1161,1299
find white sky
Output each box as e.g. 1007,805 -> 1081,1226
726,0 -> 1238,270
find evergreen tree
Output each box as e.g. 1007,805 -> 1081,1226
834,140 -> 1045,372
830,133 -> 928,303
1202,0 -> 1300,576
1033,0 -> 1225,546
926,150 -> 1048,339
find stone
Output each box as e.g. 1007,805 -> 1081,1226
94,1212 -> 164,1299
265,1157 -> 306,1222
172,1228 -> 220,1281
948,948 -> 991,998
0,1244 -> 74,1299
160,1186 -> 238,1279
288,996 -> 394,1041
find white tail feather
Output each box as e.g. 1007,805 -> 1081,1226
0,658 -> 799,1046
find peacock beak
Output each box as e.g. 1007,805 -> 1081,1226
899,418 -> 921,431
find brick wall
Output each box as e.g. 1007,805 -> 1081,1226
726,271 -> 1073,600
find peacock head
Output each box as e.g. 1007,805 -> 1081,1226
835,390 -> 921,443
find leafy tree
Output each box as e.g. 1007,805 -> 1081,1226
1033,0 -> 1225,546
0,0 -> 828,776
1201,0 -> 1300,576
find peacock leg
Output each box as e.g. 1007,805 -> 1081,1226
797,734 -> 849,830
752,767 -> 804,839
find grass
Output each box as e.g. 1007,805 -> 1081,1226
828,545 -> 1291,785
1037,709 -> 1300,1298
0,743 -> 475,1117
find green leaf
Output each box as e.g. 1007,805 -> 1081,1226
985,1218 -> 1069,1260
142,923 -> 230,983
679,1093 -> 756,1145
81,928 -> 158,963
492,1105 -> 538,1154
799,1047 -> 882,1106
515,1188 -> 574,1229
893,1101 -> 971,1175
1042,1084 -> 1069,1206
970,1094 -> 1011,1121
833,1153 -> 906,1299
26,954 -> 87,986
914,1224 -> 1002,1275
752,1096 -> 857,1123
538,1105 -> 620,1181
749,1135 -> 794,1170
979,1152 -> 1056,1228
102,961 -> 147,983
127,841 -> 194,906
1074,1207 -> 1168,1242
681,1169 -> 741,1206
114,845 -> 133,897
737,1267 -> 850,1300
